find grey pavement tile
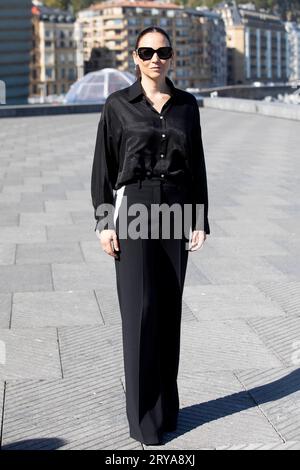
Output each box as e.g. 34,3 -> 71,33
216,219 -> 289,236
19,213 -> 73,226
94,288 -> 121,325
272,204 -> 300,216
205,205 -> 235,221
43,182 -> 85,192
0,328 -> 61,380
0,213 -> 19,227
60,175 -> 87,185
80,241 -> 111,263
187,241 -> 218,259
71,211 -> 93,225
271,234 -> 300,256
16,243 -> 83,264
182,300 -> 198,321
203,220 -> 228,237
47,224 -> 95,242
247,315 -> 300,367
0,227 -> 46,244
183,284 -> 285,321
0,294 -> 11,328
2,375 -> 139,450
184,259 -> 211,286
45,200 -> 90,212
191,255 -> 289,284
0,245 -> 16,265
65,190 -> 90,200
230,194 -> 292,207
52,262 -> 116,291
9,169 -> 41,177
268,217 -> 300,234
236,367 -> 300,442
216,441 -> 300,450
58,324 -> 124,379
11,291 -> 102,328
0,201 -> 44,213
263,255 -> 300,278
207,236 -> 290,256
255,280 -> 300,316
0,265 -> 53,293
179,319 -> 283,372
225,205 -> 294,220
21,192 -> 66,202
24,177 -> 61,185
145,372 -> 281,449
0,194 -> 21,203
210,194 -> 240,207
2,185 -> 43,194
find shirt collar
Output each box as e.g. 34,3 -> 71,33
127,75 -> 178,102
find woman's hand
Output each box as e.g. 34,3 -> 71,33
189,230 -> 206,251
98,229 -> 120,258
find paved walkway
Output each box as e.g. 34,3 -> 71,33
0,108 -> 300,450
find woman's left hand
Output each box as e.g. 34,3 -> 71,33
189,230 -> 207,251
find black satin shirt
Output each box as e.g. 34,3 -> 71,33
91,75 -> 210,234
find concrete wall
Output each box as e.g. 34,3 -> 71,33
203,97 -> 300,121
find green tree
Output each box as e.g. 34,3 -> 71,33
43,0 -> 97,13
43,0 -> 71,10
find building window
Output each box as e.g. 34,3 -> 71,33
68,68 -> 75,80
46,67 -> 53,79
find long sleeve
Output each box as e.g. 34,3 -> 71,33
190,100 -> 210,235
91,100 -> 118,232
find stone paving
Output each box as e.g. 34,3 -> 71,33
0,108 -> 299,450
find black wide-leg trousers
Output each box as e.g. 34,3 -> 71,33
114,178 -> 190,445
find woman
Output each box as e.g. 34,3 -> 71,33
91,26 -> 210,446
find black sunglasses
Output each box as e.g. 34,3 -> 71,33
136,46 -> 173,61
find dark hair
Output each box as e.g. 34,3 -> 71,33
134,26 -> 172,79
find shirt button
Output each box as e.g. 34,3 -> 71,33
146,170 -> 151,175
160,174 -> 165,178
160,115 -> 163,119
160,154 -> 164,158
162,133 -> 166,138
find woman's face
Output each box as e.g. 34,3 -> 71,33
133,32 -> 173,80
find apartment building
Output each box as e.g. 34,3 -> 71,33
216,1 -> 288,85
286,21 -> 300,83
76,0 -> 227,89
185,7 -> 227,87
30,2 -> 77,99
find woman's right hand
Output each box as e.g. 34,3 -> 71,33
98,229 -> 120,258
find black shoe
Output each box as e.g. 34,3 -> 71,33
130,431 -> 164,446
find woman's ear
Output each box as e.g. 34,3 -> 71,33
133,52 -> 139,67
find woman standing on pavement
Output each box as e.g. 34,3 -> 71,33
91,26 -> 210,446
